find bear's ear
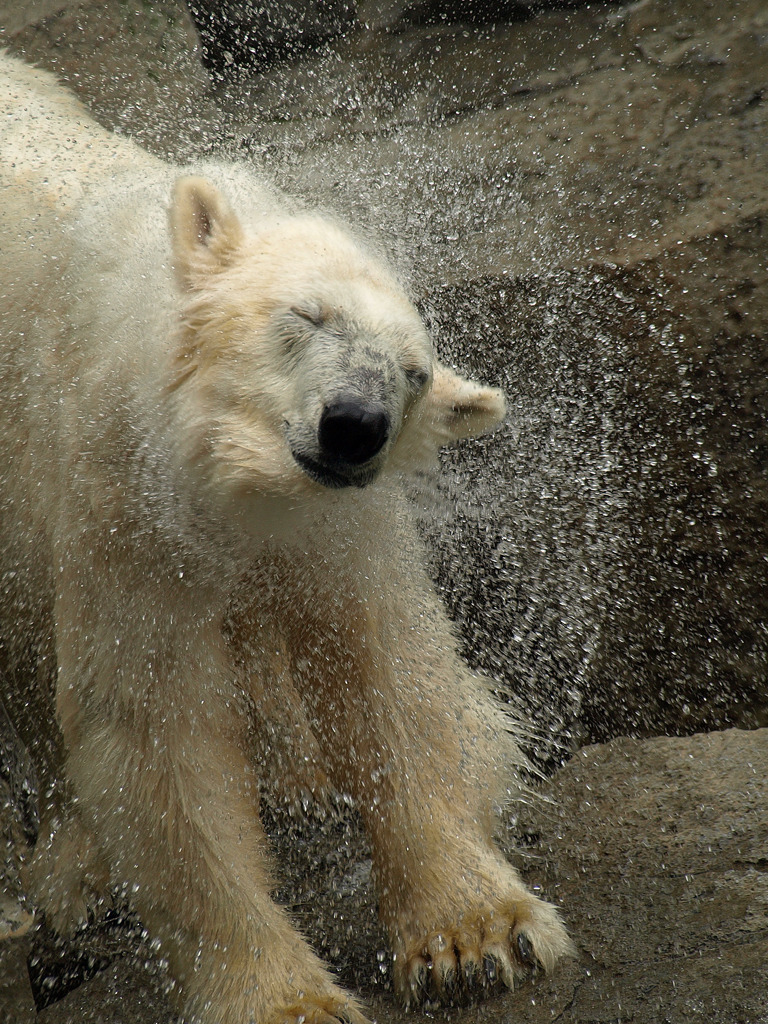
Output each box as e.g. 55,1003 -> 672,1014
422,362 -> 506,442
170,176 -> 244,291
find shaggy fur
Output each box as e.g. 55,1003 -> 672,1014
0,54 -> 572,1024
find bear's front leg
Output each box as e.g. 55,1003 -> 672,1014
376,825 -> 573,1007
281,566 -> 573,1007
53,563 -> 368,1024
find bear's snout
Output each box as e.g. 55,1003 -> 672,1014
318,398 -> 390,466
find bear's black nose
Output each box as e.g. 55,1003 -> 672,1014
318,399 -> 390,465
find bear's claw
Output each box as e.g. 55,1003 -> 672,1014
394,892 -> 573,1008
516,931 -> 538,969
398,933 -> 523,1007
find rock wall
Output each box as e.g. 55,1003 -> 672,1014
195,0 -> 768,748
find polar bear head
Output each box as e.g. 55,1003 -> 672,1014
168,176 -> 505,511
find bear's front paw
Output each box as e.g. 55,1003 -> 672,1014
392,884 -> 573,1007
25,814 -> 111,936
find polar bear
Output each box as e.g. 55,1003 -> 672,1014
0,55 -> 572,1023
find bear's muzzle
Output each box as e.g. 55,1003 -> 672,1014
318,398 -> 390,466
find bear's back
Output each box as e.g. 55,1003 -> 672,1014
0,54 -> 158,215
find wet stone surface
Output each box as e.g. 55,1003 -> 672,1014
2,729 -> 768,1022
0,0 -> 767,1021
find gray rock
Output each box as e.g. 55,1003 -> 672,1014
199,0 -> 768,742
513,728 -> 768,1024
238,0 -> 768,746
185,0 -> 357,81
